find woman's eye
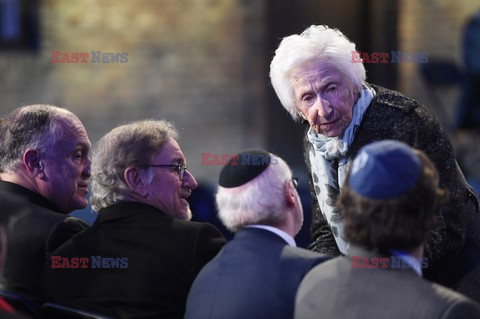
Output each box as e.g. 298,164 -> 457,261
302,94 -> 314,102
326,86 -> 336,93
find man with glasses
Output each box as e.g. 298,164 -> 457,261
185,150 -> 328,319
43,120 -> 226,319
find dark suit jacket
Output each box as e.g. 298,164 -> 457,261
0,181 -> 87,306
43,201 -> 226,319
305,85 -> 480,295
295,246 -> 480,319
185,227 -> 328,319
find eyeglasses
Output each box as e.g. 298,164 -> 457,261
138,163 -> 188,181
292,177 -> 299,189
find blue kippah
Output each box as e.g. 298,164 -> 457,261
349,140 -> 421,199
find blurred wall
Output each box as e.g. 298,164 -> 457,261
0,0 -> 268,184
398,0 -> 479,127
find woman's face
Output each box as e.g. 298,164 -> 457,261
291,62 -> 358,137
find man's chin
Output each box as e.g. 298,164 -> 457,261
182,208 -> 193,221
177,199 -> 192,221
68,199 -> 89,212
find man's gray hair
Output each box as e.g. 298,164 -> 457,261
270,25 -> 366,121
0,104 -> 73,172
90,119 -> 178,211
215,156 -> 292,232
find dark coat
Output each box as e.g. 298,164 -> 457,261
0,181 -> 87,306
43,201 -> 226,319
185,227 -> 328,319
295,245 -> 480,319
304,85 -> 480,293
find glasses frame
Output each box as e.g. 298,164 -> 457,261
137,163 -> 187,181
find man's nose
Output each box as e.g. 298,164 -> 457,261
183,170 -> 198,190
82,157 -> 92,178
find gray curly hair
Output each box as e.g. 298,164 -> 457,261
90,119 -> 178,211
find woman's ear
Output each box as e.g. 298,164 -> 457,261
298,111 -> 307,121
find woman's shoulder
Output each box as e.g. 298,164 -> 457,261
369,84 -> 421,113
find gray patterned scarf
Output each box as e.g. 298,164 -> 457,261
307,84 -> 375,254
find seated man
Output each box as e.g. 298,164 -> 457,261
44,120 -> 226,319
0,207 -> 34,319
0,105 -> 91,306
295,140 -> 480,319
185,150 -> 328,319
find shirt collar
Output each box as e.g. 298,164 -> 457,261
246,225 -> 296,247
390,249 -> 423,277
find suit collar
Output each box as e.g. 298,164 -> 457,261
347,245 -> 386,259
246,225 -> 296,247
0,180 -> 62,213
235,227 -> 290,246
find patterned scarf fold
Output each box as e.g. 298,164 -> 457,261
307,84 -> 375,254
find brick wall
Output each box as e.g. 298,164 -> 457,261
0,0 -> 267,183
1,0 -> 477,185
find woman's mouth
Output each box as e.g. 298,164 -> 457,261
319,118 -> 340,127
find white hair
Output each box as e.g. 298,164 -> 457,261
215,156 -> 292,232
270,25 -> 366,121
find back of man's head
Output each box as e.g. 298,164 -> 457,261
215,150 -> 303,235
0,105 -> 73,172
90,119 -> 178,212
338,140 -> 445,254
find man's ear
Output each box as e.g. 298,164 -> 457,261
23,149 -> 45,178
284,180 -> 297,208
124,166 -> 148,197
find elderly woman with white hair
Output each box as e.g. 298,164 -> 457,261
270,25 -> 480,300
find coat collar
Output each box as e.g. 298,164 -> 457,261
95,201 -> 170,224
369,84 -> 418,112
0,180 -> 62,213
234,227 -> 290,246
